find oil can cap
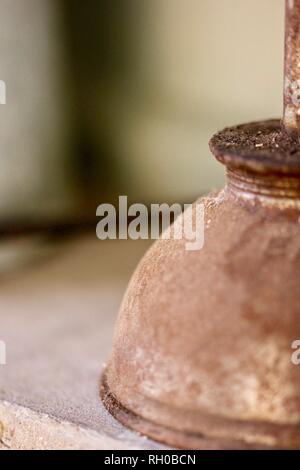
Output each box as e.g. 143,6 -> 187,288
210,119 -> 300,176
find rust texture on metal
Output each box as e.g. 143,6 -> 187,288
100,374 -> 273,450
210,120 -> 300,175
284,0 -> 300,131
102,134 -> 300,448
101,5 -> 300,451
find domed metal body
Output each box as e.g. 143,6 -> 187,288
102,120 -> 300,449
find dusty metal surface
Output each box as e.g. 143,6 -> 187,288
210,120 -> 300,174
101,5 -> 300,450
101,372 -> 275,450
104,177 -> 300,448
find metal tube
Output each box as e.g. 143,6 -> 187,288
284,0 -> 300,131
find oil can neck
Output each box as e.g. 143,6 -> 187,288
226,168 -> 300,201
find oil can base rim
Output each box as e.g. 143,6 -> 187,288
100,373 -> 276,451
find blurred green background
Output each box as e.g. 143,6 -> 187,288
0,0 -> 285,229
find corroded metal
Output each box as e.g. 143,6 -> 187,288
284,0 -> 300,131
101,6 -> 300,450
102,121 -> 300,448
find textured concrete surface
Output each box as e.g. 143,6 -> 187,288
0,235 -> 166,450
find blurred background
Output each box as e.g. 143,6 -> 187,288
0,1 -> 290,441
0,0 -> 285,270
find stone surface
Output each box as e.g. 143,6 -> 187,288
0,235 -> 166,450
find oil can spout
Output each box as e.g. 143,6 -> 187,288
283,0 -> 300,132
